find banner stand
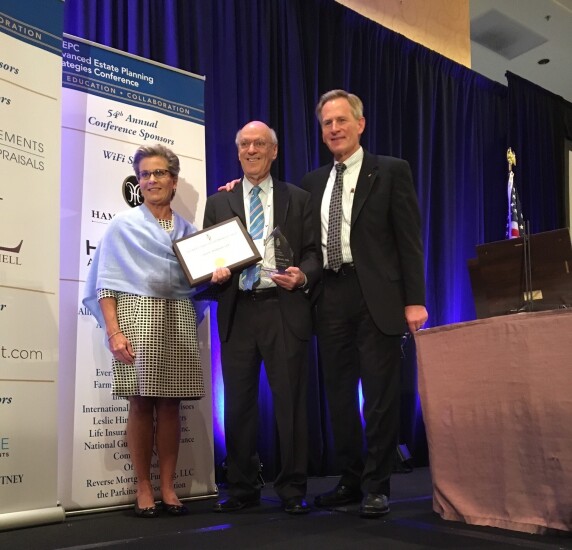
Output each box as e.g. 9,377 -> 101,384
63,493 -> 214,517
0,507 -> 65,532
59,35 -> 215,512
0,0 -> 64,530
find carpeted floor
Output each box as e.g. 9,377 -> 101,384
1,468 -> 570,549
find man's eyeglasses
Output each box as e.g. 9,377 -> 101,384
238,140 -> 270,150
138,169 -> 171,180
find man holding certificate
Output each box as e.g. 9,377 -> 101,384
204,121 -> 320,515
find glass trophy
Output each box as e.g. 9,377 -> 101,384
262,226 -> 293,274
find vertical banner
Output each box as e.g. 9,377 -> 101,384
58,35 -> 215,511
0,0 -> 66,530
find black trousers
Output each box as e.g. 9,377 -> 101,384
317,267 -> 401,496
221,293 -> 308,501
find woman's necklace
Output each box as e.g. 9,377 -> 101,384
157,211 -> 174,233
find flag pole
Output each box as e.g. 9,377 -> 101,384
506,148 -> 520,239
507,147 -> 533,311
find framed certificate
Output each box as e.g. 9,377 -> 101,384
173,216 -> 262,287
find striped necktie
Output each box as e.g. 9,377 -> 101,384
326,163 -> 346,271
241,186 -> 264,289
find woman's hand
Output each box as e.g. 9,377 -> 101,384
108,332 -> 136,364
211,266 -> 232,284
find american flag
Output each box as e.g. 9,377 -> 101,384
506,171 -> 524,239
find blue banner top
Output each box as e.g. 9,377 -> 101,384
62,35 -> 205,125
0,0 -> 63,54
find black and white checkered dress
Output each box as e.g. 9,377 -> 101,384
97,218 -> 204,400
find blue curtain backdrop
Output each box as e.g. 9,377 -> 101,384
63,0 -> 572,479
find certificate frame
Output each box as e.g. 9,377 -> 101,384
173,216 -> 262,287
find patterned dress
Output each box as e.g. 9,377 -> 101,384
97,218 -> 204,400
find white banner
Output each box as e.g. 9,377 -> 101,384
0,0 -> 65,530
58,35 -> 215,511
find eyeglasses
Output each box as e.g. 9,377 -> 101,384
138,169 -> 171,180
238,140 -> 270,150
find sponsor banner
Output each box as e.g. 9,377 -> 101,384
0,290 -> 58,513
0,0 -> 62,55
0,16 -> 62,291
0,0 -> 64,529
61,35 -> 204,124
59,35 -> 215,511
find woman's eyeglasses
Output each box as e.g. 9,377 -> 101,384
138,169 -> 171,180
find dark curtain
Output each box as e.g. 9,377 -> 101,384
507,72 -> 572,233
63,0 -> 566,479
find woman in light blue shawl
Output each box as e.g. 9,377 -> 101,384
83,144 -> 206,518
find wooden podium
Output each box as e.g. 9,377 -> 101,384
468,228 -> 572,318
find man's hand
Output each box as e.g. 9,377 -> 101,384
211,267 -> 231,284
271,266 -> 306,291
405,305 -> 428,333
217,178 -> 240,192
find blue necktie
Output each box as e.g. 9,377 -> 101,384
242,186 -> 264,290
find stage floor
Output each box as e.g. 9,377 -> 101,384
1,468 -> 570,549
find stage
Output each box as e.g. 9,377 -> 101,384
1,468 -> 569,549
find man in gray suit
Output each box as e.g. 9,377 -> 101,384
205,121 -> 320,515
301,90 -> 428,518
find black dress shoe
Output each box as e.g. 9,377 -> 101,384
359,493 -> 390,518
134,500 -> 160,518
161,501 -> 190,516
314,485 -> 362,508
212,496 -> 260,512
284,497 -> 310,515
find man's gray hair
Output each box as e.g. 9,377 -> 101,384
315,89 -> 364,124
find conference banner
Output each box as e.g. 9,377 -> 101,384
59,35 -> 215,511
0,0 -> 65,531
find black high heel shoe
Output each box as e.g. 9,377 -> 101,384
134,500 -> 160,518
161,501 -> 190,516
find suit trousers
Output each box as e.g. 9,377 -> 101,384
221,293 -> 308,501
317,267 -> 402,496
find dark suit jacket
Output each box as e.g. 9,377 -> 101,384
203,178 -> 321,342
300,150 -> 426,335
